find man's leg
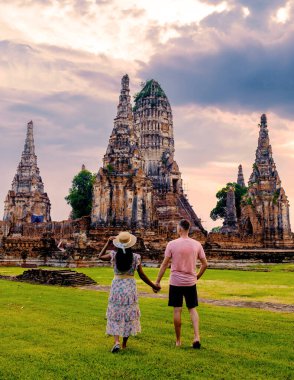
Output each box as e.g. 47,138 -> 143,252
173,307 -> 182,346
188,307 -> 200,343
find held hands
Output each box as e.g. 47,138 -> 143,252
152,281 -> 161,293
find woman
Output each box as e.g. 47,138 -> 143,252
98,231 -> 160,353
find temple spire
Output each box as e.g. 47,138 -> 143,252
237,164 -> 245,187
23,120 -> 35,155
221,186 -> 238,233
103,74 -> 143,173
3,120 -> 51,223
249,113 -> 277,185
116,74 -> 132,119
240,114 -> 292,246
92,75 -> 152,228
22,120 -> 35,159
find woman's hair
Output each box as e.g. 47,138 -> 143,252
116,247 -> 133,272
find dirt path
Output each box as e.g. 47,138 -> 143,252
81,285 -> 294,313
2,276 -> 293,313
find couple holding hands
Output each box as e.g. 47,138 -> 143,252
98,219 -> 208,353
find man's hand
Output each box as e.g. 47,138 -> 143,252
152,283 -> 161,293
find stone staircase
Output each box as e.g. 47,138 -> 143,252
16,269 -> 96,287
176,194 -> 206,234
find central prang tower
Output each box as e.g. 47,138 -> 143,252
133,80 -> 177,190
133,79 -> 205,233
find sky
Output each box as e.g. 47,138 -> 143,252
1,0 -> 294,231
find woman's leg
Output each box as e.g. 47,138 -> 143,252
111,335 -> 121,353
122,336 -> 129,349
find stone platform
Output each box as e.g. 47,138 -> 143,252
16,269 -> 96,286
206,248 -> 294,263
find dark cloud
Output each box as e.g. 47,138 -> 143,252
139,12 -> 294,117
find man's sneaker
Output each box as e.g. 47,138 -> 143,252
192,341 -> 201,349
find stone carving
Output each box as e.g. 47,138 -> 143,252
3,121 -> 51,224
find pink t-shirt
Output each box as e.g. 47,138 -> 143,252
164,237 -> 206,287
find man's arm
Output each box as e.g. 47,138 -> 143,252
155,256 -> 171,285
196,257 -> 208,280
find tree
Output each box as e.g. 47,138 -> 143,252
65,168 -> 96,219
210,182 -> 248,221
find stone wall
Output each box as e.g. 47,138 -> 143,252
206,232 -> 264,249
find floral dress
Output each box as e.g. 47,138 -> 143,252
106,251 -> 141,337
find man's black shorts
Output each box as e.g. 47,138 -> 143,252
168,284 -> 198,308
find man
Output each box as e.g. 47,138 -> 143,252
155,219 -> 208,348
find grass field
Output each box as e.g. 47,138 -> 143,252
0,265 -> 293,379
1,264 -> 293,304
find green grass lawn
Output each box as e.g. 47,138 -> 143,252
0,265 -> 293,379
1,264 -> 293,304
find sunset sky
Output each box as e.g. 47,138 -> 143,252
1,0 -> 294,230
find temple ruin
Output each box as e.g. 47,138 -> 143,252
92,75 -> 205,234
91,75 -> 153,229
220,186 -> 238,234
3,121 -> 51,224
237,164 -> 245,187
1,84 -> 294,266
239,114 -> 292,247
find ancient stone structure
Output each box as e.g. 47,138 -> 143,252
91,75 -> 153,228
16,269 -> 96,286
133,79 -> 205,233
240,114 -> 292,247
220,186 -> 238,233
3,121 -> 51,224
237,164 -> 245,187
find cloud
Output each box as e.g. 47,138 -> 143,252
0,0 -> 294,230
138,4 -> 294,119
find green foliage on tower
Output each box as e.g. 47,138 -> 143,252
65,168 -> 96,219
210,182 -> 248,221
133,79 -> 166,111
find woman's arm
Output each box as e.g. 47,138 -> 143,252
99,253 -> 112,261
98,236 -> 116,261
137,264 -> 160,291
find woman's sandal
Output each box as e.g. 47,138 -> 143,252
192,341 -> 201,349
111,343 -> 120,353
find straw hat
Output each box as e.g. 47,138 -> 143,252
113,231 -> 137,251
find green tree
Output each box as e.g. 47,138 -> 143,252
65,168 -> 96,219
210,182 -> 248,221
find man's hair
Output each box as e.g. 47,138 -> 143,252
179,219 -> 190,231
